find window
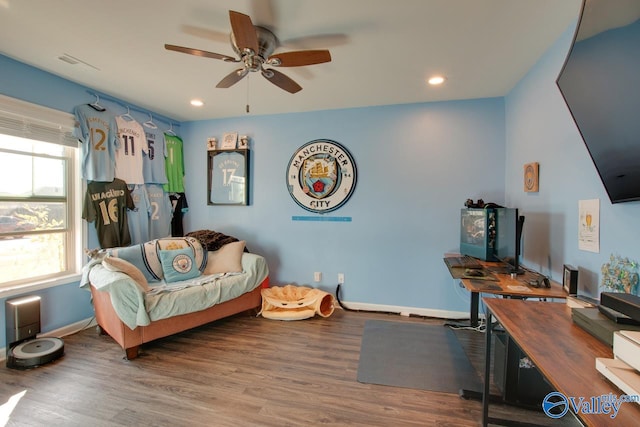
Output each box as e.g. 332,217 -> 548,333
0,95 -> 82,291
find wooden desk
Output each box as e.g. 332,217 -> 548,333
482,299 -> 640,426
444,258 -> 567,327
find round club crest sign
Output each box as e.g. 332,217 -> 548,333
286,139 -> 357,214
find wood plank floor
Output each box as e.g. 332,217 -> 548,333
0,309 -> 580,426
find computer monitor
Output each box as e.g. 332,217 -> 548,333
495,208 -> 525,275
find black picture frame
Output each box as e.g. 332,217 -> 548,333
207,149 -> 250,206
563,264 -> 578,295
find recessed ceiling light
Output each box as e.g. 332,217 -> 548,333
427,76 -> 446,85
190,99 -> 204,107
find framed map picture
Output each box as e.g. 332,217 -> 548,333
208,149 -> 249,205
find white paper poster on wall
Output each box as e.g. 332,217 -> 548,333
578,199 -> 600,253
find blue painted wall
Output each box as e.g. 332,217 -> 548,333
181,99 -> 505,312
505,23 -> 640,297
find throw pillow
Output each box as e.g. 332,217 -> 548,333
155,237 -> 207,273
159,248 -> 202,283
204,241 -> 245,275
108,244 -> 161,282
102,256 -> 150,292
107,237 -> 208,282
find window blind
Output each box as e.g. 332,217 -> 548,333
0,94 -> 78,147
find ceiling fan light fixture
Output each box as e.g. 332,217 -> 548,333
165,10 -> 331,95
428,75 -> 446,85
190,99 -> 204,107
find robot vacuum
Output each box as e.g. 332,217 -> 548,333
6,337 -> 64,369
5,295 -> 65,369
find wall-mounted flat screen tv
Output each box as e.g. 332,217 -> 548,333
556,0 -> 640,203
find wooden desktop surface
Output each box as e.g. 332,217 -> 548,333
445,258 -> 567,299
484,298 -> 640,426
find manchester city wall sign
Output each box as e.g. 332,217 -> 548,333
286,139 -> 357,214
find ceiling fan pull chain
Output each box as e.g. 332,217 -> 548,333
246,74 -> 250,114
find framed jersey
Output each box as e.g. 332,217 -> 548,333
208,149 -> 249,205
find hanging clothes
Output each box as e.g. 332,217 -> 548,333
146,183 -> 173,240
73,104 -> 117,182
142,124 -> 169,185
114,114 -> 147,185
163,133 -> 185,193
169,192 -> 189,237
127,184 -> 152,245
82,179 -> 134,249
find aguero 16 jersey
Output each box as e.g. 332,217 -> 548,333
82,178 -> 134,249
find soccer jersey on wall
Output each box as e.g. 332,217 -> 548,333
73,104 -> 118,182
76,102 -> 187,247
82,178 -> 135,249
114,115 -> 147,185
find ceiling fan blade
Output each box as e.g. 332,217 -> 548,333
216,68 -> 249,88
164,44 -> 237,62
261,69 -> 302,94
229,10 -> 259,54
268,50 -> 332,67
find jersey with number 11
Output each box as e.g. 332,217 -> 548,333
115,116 -> 147,185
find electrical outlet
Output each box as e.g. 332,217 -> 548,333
314,272 -> 322,282
338,273 -> 344,284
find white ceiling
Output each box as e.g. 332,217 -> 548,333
0,0 -> 581,122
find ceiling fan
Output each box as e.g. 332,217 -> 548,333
165,10 -> 332,94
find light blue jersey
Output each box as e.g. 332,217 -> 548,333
142,125 -> 168,184
126,184 -> 151,245
73,104 -> 117,182
146,183 -> 172,240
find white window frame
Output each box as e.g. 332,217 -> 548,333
0,94 -> 85,297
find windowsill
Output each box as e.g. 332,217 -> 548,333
0,273 -> 82,299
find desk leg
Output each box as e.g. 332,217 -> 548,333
444,291 -> 480,329
482,311 -> 493,427
470,291 -> 479,327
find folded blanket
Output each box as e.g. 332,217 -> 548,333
259,284 -> 335,320
186,229 -> 243,252
146,272 -> 241,295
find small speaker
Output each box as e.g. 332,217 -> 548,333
563,264 -> 578,295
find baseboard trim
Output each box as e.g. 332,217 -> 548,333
335,300 -> 471,320
0,316 -> 96,363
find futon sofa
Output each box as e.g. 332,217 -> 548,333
81,235 -> 269,359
